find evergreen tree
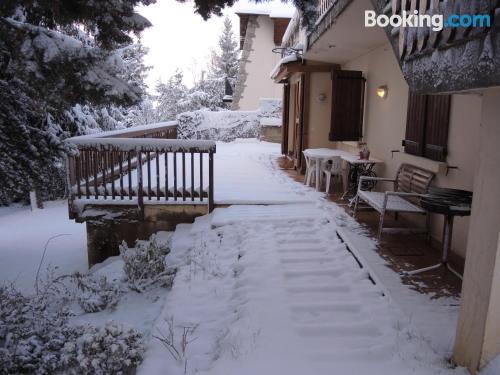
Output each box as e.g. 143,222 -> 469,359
155,71 -> 189,121
181,17 -> 239,112
212,17 -> 239,79
0,1 -> 153,204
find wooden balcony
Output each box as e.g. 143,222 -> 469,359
66,122 -> 216,222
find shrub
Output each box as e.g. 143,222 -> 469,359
0,283 -> 143,375
72,273 -> 122,313
119,235 -> 176,292
61,322 -> 144,375
0,285 -> 78,374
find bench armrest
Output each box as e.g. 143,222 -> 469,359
358,176 -> 396,192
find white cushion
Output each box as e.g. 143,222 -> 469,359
358,191 -> 425,213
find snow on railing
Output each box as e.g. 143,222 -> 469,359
66,122 -> 216,218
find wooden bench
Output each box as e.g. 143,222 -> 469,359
353,164 -> 435,238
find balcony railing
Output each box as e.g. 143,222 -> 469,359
66,122 -> 216,218
318,0 -> 335,19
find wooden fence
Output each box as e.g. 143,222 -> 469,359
67,123 -> 216,216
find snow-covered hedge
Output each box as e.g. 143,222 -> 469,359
177,110 -> 260,141
176,98 -> 282,142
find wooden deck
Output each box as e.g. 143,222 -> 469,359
277,156 -> 462,298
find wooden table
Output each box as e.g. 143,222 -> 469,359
303,148 -> 383,192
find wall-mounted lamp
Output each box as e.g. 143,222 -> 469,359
318,93 -> 327,102
376,85 -> 388,99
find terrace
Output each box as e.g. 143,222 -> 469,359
67,121 -> 462,299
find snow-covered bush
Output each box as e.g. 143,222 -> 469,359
60,322 -> 144,375
120,236 -> 175,292
259,98 -> 282,118
73,273 -> 122,313
0,283 -> 144,375
177,110 -> 260,142
0,284 -> 77,374
176,99 -> 282,142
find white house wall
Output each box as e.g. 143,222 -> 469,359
234,15 -> 283,111
303,43 -> 482,259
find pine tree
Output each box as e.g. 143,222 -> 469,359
181,16 -> 239,112
0,1 -> 153,204
155,71 -> 189,121
212,17 -> 239,79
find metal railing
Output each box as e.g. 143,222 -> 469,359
318,0 -> 335,19
66,122 -> 216,217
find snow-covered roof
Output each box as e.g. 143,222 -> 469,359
233,0 -> 295,18
270,54 -> 300,79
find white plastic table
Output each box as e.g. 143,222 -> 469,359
303,148 -> 383,192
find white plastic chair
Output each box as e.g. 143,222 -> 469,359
302,151 -> 316,186
322,156 -> 342,193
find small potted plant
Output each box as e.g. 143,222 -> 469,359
359,143 -> 370,160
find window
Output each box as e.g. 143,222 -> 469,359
403,92 -> 451,162
329,70 -> 365,142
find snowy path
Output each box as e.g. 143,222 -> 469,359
139,204 -> 468,375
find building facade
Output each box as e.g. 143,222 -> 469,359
232,2 -> 293,110
273,0 -> 500,373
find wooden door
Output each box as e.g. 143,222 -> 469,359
281,84 -> 290,155
291,77 -> 304,169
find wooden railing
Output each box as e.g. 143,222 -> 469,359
66,122 -> 216,217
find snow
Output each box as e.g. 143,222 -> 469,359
138,201 -> 469,375
0,141 -> 475,374
281,10 -> 301,47
77,140 -> 317,206
479,355 -> 500,375
69,137 -> 216,152
0,201 -> 87,292
233,0 -> 295,18
70,121 -> 178,139
270,54 -> 301,79
260,117 -> 281,127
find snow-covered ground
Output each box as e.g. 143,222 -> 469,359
0,140 -> 483,374
74,139 -> 316,207
137,202 -> 469,375
0,200 -> 87,292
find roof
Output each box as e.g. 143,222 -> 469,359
233,0 -> 295,18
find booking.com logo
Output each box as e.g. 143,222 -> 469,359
365,10 -> 491,31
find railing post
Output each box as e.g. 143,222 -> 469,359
66,155 -> 76,219
208,151 -> 214,213
136,150 -> 144,219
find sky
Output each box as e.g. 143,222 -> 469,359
137,0 -> 241,91
137,0 -> 295,92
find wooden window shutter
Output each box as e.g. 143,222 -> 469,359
404,92 -> 451,161
404,92 -> 427,156
329,70 -> 365,142
423,95 -> 451,162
